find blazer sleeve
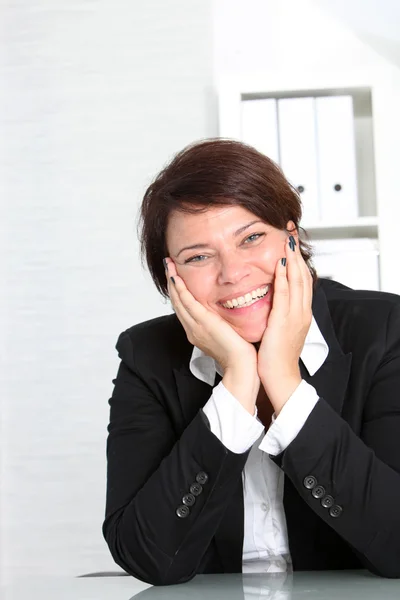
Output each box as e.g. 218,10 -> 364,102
102,331 -> 249,586
272,301 -> 400,578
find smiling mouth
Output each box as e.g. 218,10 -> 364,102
220,285 -> 270,309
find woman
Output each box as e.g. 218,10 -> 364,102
102,139 -> 400,585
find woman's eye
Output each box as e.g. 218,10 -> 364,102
244,232 -> 264,244
184,255 -> 208,264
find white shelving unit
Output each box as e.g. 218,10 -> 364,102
302,217 -> 378,240
218,66 -> 400,294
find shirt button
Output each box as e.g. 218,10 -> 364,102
261,502 -> 269,512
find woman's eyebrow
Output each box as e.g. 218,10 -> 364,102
233,220 -> 264,237
175,220 -> 265,257
176,242 -> 209,258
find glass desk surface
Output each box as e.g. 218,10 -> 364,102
3,570 -> 400,600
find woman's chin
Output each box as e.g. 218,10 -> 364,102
242,332 -> 263,344
235,323 -> 267,344
222,309 -> 269,343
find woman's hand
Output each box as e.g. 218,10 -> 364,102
165,259 -> 257,371
165,258 -> 260,414
257,234 -> 313,414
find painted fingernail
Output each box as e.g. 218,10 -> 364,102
289,235 -> 296,251
163,258 -> 168,270
170,276 -> 175,284
281,257 -> 287,266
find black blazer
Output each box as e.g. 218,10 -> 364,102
103,278 -> 400,585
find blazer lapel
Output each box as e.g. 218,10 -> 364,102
173,365 -> 216,426
301,281 -> 352,415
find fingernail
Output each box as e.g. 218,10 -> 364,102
163,258 -> 168,270
170,276 -> 175,284
281,257 -> 287,266
289,235 -> 296,251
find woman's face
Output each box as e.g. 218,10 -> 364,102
166,205 -> 295,343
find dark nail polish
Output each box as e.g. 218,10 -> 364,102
281,257 -> 287,266
170,276 -> 175,284
289,235 -> 296,249
163,258 -> 167,270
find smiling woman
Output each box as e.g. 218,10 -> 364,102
165,205 -> 289,343
139,139 -> 317,298
103,139 -> 400,585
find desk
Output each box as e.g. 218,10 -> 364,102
3,571 -> 400,600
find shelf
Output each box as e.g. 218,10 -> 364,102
300,217 -> 378,240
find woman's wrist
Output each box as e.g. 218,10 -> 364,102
222,365 -> 260,416
260,370 -> 302,416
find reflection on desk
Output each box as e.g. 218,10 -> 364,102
130,571 -> 399,600
131,572 -> 289,600
4,570 -> 400,600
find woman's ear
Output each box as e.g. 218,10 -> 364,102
285,220 -> 297,236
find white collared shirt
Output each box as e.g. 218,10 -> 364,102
189,315 -> 329,573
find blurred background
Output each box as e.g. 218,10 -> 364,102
1,0 -> 400,582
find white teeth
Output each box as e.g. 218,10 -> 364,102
221,284 -> 270,309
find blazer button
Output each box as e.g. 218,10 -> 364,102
182,493 -> 195,507
321,495 -> 334,508
312,485 -> 326,499
303,476 -> 317,490
329,504 -> 343,518
196,471 -> 209,485
190,483 -> 203,496
176,505 -> 190,519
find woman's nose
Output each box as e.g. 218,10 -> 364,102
217,255 -> 251,285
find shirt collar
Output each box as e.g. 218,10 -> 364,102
189,315 -> 329,387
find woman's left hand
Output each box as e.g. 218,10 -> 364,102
257,233 -> 313,414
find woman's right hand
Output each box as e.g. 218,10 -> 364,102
165,259 -> 260,414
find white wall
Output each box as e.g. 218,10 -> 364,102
1,0 -> 215,580
317,0 -> 400,67
212,0 -> 385,80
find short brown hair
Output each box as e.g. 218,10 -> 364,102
139,139 -> 317,297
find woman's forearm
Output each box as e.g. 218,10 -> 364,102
103,409 -> 248,585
